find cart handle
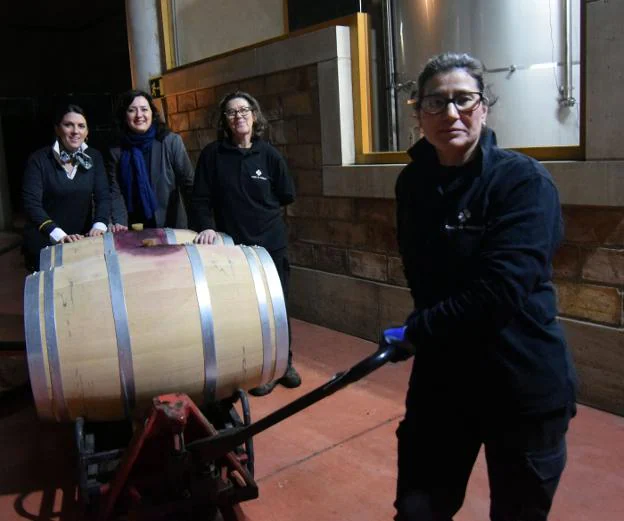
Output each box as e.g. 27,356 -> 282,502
187,343 -> 403,461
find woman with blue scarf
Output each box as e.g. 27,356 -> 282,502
108,90 -> 194,230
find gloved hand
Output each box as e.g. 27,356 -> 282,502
381,326 -> 415,363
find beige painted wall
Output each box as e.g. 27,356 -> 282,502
585,0 -> 624,160
172,0 -> 285,66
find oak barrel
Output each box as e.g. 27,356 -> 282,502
39,229 -> 235,270
24,244 -> 288,421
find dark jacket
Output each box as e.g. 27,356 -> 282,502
396,129 -> 577,415
192,138 -> 295,252
108,132 -> 194,228
22,146 -> 111,264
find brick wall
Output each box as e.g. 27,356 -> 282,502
554,207 -> 624,414
162,65 -> 321,174
289,197 -> 402,282
555,207 -> 624,327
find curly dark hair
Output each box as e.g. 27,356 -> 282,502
113,89 -> 170,139
217,90 -> 268,141
414,52 -> 497,111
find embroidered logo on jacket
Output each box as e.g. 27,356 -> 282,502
251,169 -> 268,180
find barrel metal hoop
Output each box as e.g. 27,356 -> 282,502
185,244 -> 217,404
241,246 -> 273,385
43,270 -> 69,421
40,247 -> 52,271
221,233 -> 235,246
24,273 -> 54,420
54,244 -> 63,268
104,250 -> 136,417
164,228 -> 177,244
254,247 -> 289,380
103,232 -> 115,254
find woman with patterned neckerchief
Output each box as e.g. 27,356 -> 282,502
22,103 -> 111,271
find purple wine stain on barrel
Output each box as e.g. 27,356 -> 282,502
112,229 -> 184,256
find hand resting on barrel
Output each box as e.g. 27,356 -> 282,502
194,229 -> 218,245
59,233 -> 84,243
109,223 -> 129,233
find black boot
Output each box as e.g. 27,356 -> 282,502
279,363 -> 301,388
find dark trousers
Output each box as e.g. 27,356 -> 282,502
394,403 -> 572,521
268,247 -> 293,362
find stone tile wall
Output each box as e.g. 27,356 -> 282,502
163,65 -> 321,171
555,207 -> 624,328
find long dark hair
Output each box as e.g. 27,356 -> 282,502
113,89 -> 169,139
414,52 -> 497,111
217,90 -> 268,141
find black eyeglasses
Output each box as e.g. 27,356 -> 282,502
224,107 -> 253,119
419,92 -> 484,115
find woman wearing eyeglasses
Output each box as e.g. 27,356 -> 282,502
192,91 -> 300,396
382,53 -> 577,520
108,89 -> 194,231
22,103 -> 111,271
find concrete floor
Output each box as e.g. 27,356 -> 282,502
244,321 -> 624,521
1,236 -> 623,521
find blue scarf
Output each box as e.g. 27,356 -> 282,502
119,125 -> 158,220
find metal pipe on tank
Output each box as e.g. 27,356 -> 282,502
560,0 -> 576,107
384,0 -> 398,150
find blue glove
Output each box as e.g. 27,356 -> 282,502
384,326 -> 407,345
381,326 -> 414,362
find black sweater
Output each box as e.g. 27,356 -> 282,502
22,146 -> 111,261
192,139 -> 295,251
396,129 -> 577,415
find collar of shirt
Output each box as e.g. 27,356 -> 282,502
52,140 -> 89,180
53,140 -> 89,161
221,137 -> 262,155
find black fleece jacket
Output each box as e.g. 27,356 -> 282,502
192,138 -> 295,252
396,129 -> 577,415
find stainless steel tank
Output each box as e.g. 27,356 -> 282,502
389,0 -> 580,150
